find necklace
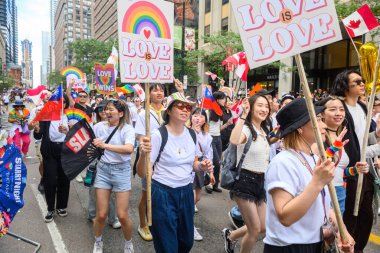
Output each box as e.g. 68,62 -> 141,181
327,128 -> 338,134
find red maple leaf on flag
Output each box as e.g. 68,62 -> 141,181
348,19 -> 361,29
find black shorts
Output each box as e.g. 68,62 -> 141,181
192,171 -> 205,190
264,242 -> 322,253
230,169 -> 266,205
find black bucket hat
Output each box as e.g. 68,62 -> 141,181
276,98 -> 324,138
94,100 -> 109,113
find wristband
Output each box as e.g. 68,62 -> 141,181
239,116 -> 246,120
325,140 -> 344,158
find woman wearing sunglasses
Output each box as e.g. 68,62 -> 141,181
137,92 -> 213,253
91,99 -> 135,253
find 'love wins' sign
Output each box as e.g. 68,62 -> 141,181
95,63 -> 116,95
231,0 -> 342,69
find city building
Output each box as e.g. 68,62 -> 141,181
92,0 -> 117,42
8,64 -> 21,87
21,39 -> 33,87
0,31 -> 6,74
54,0 -> 92,71
49,0 -> 57,73
41,31 -> 51,85
197,0 -> 366,95
0,0 -> 18,67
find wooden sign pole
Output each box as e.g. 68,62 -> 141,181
144,83 -> 152,226
294,54 -> 348,243
354,47 -> 380,216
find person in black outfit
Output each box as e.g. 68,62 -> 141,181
74,90 -> 93,118
221,96 -> 234,152
33,94 -> 71,223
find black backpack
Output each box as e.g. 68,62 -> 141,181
221,133 -> 253,190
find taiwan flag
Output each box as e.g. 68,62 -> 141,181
342,4 -> 379,38
201,85 -> 223,116
34,85 -> 63,121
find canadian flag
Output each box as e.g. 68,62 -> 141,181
342,4 -> 379,38
133,84 -> 145,102
231,100 -> 243,123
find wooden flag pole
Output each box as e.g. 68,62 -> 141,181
144,83 -> 152,226
294,54 -> 348,243
353,47 -> 380,216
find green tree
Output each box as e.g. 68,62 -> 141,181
185,31 -> 244,85
68,38 -> 116,76
47,70 -> 65,89
0,74 -> 14,91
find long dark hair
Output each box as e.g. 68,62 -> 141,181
245,94 -> 270,141
330,69 -> 361,97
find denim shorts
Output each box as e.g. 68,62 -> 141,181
94,161 -> 132,192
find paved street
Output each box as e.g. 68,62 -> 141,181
0,113 -> 380,253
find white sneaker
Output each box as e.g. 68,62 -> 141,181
76,174 -> 83,183
378,207 -> 380,216
124,243 -> 134,253
194,227 -> 203,241
195,205 -> 198,213
93,241 -> 103,253
111,221 -> 121,229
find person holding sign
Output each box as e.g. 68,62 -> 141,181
137,92 -> 213,253
264,98 -> 355,253
330,70 -> 380,252
91,99 -> 135,253
133,83 -> 165,242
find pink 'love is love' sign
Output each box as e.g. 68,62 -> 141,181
117,0 -> 174,83
231,0 -> 342,69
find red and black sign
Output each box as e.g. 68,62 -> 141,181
61,119 -> 101,180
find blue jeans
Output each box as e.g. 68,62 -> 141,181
212,136 -> 223,187
335,185 -> 346,215
150,180 -> 194,253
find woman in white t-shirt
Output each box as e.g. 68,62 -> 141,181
92,99 -> 135,253
137,92 -> 213,253
316,97 -> 368,215
264,98 -> 354,253
189,108 -> 214,241
223,94 -> 270,253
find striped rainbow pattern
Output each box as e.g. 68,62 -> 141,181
65,108 -> 91,123
122,1 -> 171,39
116,84 -> 134,94
60,66 -> 85,80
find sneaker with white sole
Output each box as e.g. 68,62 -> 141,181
195,205 -> 198,213
56,209 -> 68,217
222,228 -> 237,253
111,221 -> 121,229
137,225 -> 153,241
44,211 -> 54,223
124,243 -> 134,253
194,227 -> 203,241
93,241 -> 103,253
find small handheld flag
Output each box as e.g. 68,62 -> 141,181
342,4 -> 379,38
34,85 -> 63,122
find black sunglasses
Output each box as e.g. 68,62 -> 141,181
351,79 -> 365,86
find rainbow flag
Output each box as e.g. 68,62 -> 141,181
116,84 -> 134,94
65,108 -> 91,123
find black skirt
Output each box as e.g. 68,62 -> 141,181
230,169 -> 266,205
264,242 -> 322,253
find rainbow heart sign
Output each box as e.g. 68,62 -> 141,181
117,0 -> 174,84
95,63 -> 116,95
